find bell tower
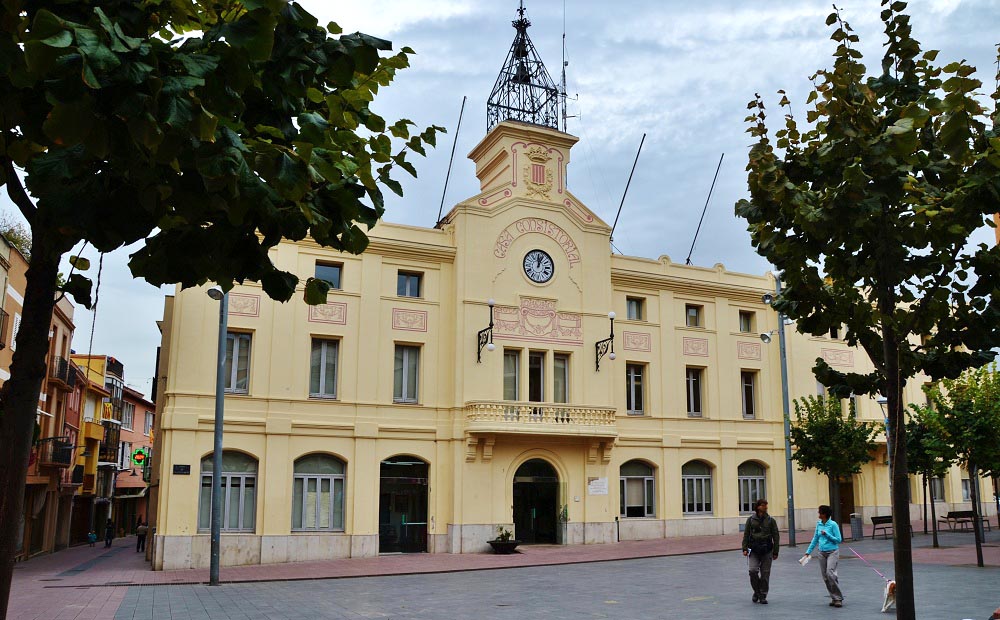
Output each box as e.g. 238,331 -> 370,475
486,2 -> 563,133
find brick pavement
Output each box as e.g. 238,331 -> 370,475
9,521 -> 999,620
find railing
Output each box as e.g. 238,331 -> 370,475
36,436 -> 74,468
465,401 -> 618,437
49,356 -> 77,389
0,308 -> 8,350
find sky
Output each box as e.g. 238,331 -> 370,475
2,0 -> 998,398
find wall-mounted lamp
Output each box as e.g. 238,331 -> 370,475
595,312 -> 616,371
477,299 -> 496,363
760,330 -> 777,344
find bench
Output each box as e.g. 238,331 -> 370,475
871,515 -> 894,539
938,510 -> 992,532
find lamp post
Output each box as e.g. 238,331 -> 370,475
761,277 -> 796,547
594,312 -> 616,371
206,285 -> 228,586
477,299 -> 496,363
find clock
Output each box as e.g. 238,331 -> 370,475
523,249 -> 554,283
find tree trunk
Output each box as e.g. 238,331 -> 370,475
922,475 -> 927,534
829,476 -> 841,524
0,237 -> 61,620
929,480 -> 939,548
969,465 -> 984,567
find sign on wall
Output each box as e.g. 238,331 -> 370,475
587,477 -> 608,496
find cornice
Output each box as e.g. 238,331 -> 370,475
611,268 -> 771,305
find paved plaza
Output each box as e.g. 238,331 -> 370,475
10,526 -> 1000,620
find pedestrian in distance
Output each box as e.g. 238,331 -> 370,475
87,531 -> 97,547
803,505 -> 844,608
136,520 -> 148,553
103,518 -> 115,548
741,498 -> 780,605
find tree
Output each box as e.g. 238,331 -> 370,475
0,212 -> 31,259
735,2 -> 1000,616
788,395 -> 881,523
922,365 -> 1000,566
904,410 -> 952,548
0,1 -> 443,616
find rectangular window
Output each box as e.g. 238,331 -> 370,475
685,304 -> 702,327
397,272 -> 422,298
225,332 -> 252,394
741,371 -> 756,419
315,262 -> 342,290
200,474 -> 256,531
121,401 -> 135,430
503,350 -> 520,401
683,476 -> 712,514
626,364 -> 645,415
738,475 -> 766,514
816,380 -> 826,398
961,478 -> 971,502
118,441 -> 132,470
929,476 -> 945,501
292,475 -> 345,531
829,326 -> 840,339
739,311 -> 754,333
686,367 -> 703,417
619,476 -> 655,518
309,339 -> 339,398
144,412 -> 154,436
626,297 -> 644,321
553,354 -> 569,404
393,345 -> 420,403
528,352 -> 545,402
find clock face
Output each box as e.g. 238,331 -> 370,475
523,249 -> 554,283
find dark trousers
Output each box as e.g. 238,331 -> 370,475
104,533 -> 113,548
136,535 -> 146,552
748,551 -> 773,598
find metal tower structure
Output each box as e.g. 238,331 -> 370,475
487,2 -> 563,133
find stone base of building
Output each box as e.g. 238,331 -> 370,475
153,533 -> 378,570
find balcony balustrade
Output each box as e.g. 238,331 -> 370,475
36,437 -> 74,468
465,401 -> 618,438
48,356 -> 77,390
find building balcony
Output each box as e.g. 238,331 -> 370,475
464,401 -> 618,438
36,437 -> 74,468
48,357 -> 77,391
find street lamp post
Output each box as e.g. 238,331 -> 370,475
762,277 -> 796,547
877,397 -> 892,495
207,286 -> 228,586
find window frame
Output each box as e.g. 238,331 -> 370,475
527,351 -> 545,403
686,367 -> 703,417
625,363 -> 645,416
737,462 -> 767,514
961,478 -> 971,502
619,461 -> 655,518
225,331 -> 253,394
738,310 -> 755,333
626,297 -> 645,321
309,338 -> 340,399
393,344 -> 420,404
553,353 -> 569,404
929,476 -> 945,502
685,304 -> 702,328
682,462 -> 713,515
198,453 -> 258,533
291,456 -> 346,532
503,349 -> 520,401
314,261 -> 343,291
121,401 -> 135,430
144,412 -> 154,436
396,271 -> 422,298
740,370 -> 757,420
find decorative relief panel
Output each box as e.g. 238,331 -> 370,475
308,301 -> 347,325
494,218 -> 581,265
563,198 -> 594,224
737,341 -> 762,361
821,348 -> 854,367
392,308 -> 428,332
511,142 -> 565,197
494,298 -> 583,345
623,331 -> 651,352
682,337 -> 710,357
478,188 -> 512,206
228,293 -> 260,317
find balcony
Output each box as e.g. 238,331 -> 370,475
465,401 -> 618,438
36,437 -> 74,468
49,357 -> 77,391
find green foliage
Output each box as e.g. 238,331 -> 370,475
921,365 -> 1000,477
0,212 -> 31,259
735,2 -> 1000,397
904,407 -> 952,479
0,0 -> 444,306
495,526 -> 513,542
789,395 -> 881,480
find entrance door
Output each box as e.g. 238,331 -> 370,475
379,456 -> 428,553
513,459 -> 558,544
837,480 -> 856,524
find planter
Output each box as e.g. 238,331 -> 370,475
488,539 -> 521,554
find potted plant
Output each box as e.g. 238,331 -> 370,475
559,504 -> 569,545
488,526 -> 520,554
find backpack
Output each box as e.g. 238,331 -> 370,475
749,516 -> 775,555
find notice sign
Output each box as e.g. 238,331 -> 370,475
587,477 -> 608,496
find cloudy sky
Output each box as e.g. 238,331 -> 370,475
2,0 -> 998,397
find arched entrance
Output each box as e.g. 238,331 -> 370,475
379,456 -> 428,553
513,459 -> 559,544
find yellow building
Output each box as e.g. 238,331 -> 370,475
151,16 -> 993,571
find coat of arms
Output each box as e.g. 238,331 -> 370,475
523,146 -> 554,199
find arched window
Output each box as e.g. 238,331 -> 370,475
292,454 -> 346,531
199,451 -> 257,532
620,461 -> 655,518
738,461 -> 767,513
681,460 -> 713,515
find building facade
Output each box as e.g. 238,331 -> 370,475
150,116 -> 994,570
113,386 -> 155,534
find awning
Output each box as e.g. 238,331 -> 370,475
114,487 -> 147,500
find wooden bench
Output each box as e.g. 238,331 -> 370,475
871,515 -> 894,539
938,510 -> 992,532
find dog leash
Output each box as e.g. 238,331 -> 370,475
845,545 -> 892,583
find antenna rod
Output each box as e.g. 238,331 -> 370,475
685,152 -> 725,265
436,96 -> 467,227
610,133 -> 646,243
560,0 -> 568,133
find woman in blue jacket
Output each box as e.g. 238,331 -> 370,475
803,505 -> 844,607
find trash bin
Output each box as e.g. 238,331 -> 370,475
850,513 -> 863,541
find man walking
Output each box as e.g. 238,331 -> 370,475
742,498 -> 780,604
135,520 -> 148,553
803,505 -> 844,608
